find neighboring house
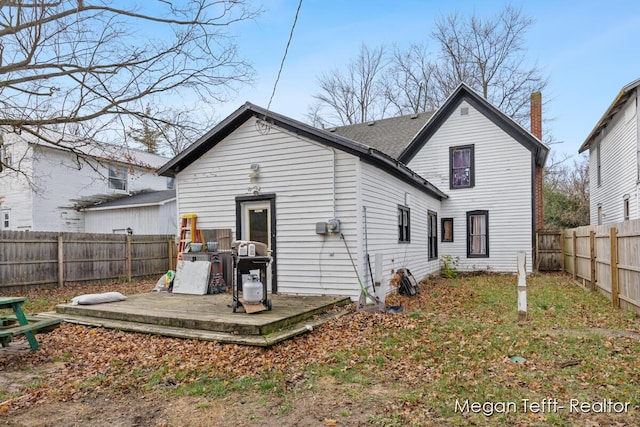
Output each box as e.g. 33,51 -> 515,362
578,78 -> 640,225
0,131 -> 174,232
158,83 -> 548,299
83,189 -> 177,235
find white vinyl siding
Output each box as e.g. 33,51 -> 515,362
589,93 -> 639,224
0,132 -> 170,232
84,201 -> 177,235
359,161 -> 441,292
407,100 -> 534,273
0,135 -> 34,230
176,118 -> 360,298
31,146 -> 168,232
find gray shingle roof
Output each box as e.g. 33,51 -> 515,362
328,112 -> 433,158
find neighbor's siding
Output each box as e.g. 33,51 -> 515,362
31,145 -> 169,232
589,92 -> 638,224
84,201 -> 177,235
408,99 -> 534,272
0,135 -> 34,231
360,161 -> 441,289
176,118 -> 360,297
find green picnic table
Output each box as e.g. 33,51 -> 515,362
0,297 -> 60,350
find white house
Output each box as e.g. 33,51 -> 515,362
158,104 -> 447,298
334,84 -> 548,273
578,78 -> 640,225
83,189 -> 177,235
0,131 -> 173,232
158,83 -> 548,299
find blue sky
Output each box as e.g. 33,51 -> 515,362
216,0 -> 640,160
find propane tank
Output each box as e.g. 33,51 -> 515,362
243,274 -> 264,304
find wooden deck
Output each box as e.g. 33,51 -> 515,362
48,293 -> 352,346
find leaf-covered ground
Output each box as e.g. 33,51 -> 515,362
1,273 -> 639,426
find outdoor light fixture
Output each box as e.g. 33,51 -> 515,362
249,163 -> 260,181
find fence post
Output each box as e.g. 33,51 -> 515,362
572,230 -> 577,280
610,227 -> 619,308
126,235 -> 132,281
560,230 -> 565,272
57,233 -> 64,288
589,230 -> 596,291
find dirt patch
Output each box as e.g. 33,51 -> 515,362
2,386 -> 395,427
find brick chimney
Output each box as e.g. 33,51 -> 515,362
530,91 -> 544,232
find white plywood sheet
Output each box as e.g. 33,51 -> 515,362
173,261 -> 211,295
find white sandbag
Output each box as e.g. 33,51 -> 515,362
71,291 -> 127,306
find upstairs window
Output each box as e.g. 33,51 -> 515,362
108,165 -> 128,191
398,205 -> 410,243
2,210 -> 9,229
167,177 -> 175,190
450,145 -> 474,189
467,210 -> 489,257
0,144 -> 11,171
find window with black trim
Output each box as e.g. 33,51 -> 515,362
442,218 -> 453,242
398,205 -> 410,243
108,165 -> 128,191
624,198 -> 630,221
2,210 -> 9,229
450,145 -> 474,189
467,210 -> 488,257
428,211 -> 438,259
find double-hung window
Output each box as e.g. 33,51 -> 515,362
467,210 -> 489,257
398,205 -> 410,243
2,210 -> 9,229
109,165 -> 128,191
450,145 -> 474,189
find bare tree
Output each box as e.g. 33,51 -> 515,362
309,5 -> 547,128
544,153 -> 590,228
155,107 -> 212,156
310,44 -> 388,126
382,43 -> 439,116
0,0 -> 259,172
431,5 -> 548,123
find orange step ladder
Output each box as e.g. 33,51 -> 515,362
177,213 -> 204,261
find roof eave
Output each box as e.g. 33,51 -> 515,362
82,198 -> 176,211
158,102 -> 447,200
578,79 -> 640,153
399,82 -> 549,168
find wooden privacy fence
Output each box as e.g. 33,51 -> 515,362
0,231 -> 175,290
536,229 -> 565,271
552,218 -> 640,315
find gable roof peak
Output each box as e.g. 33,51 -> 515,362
398,81 -> 549,167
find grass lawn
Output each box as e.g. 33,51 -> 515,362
1,273 -> 639,426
